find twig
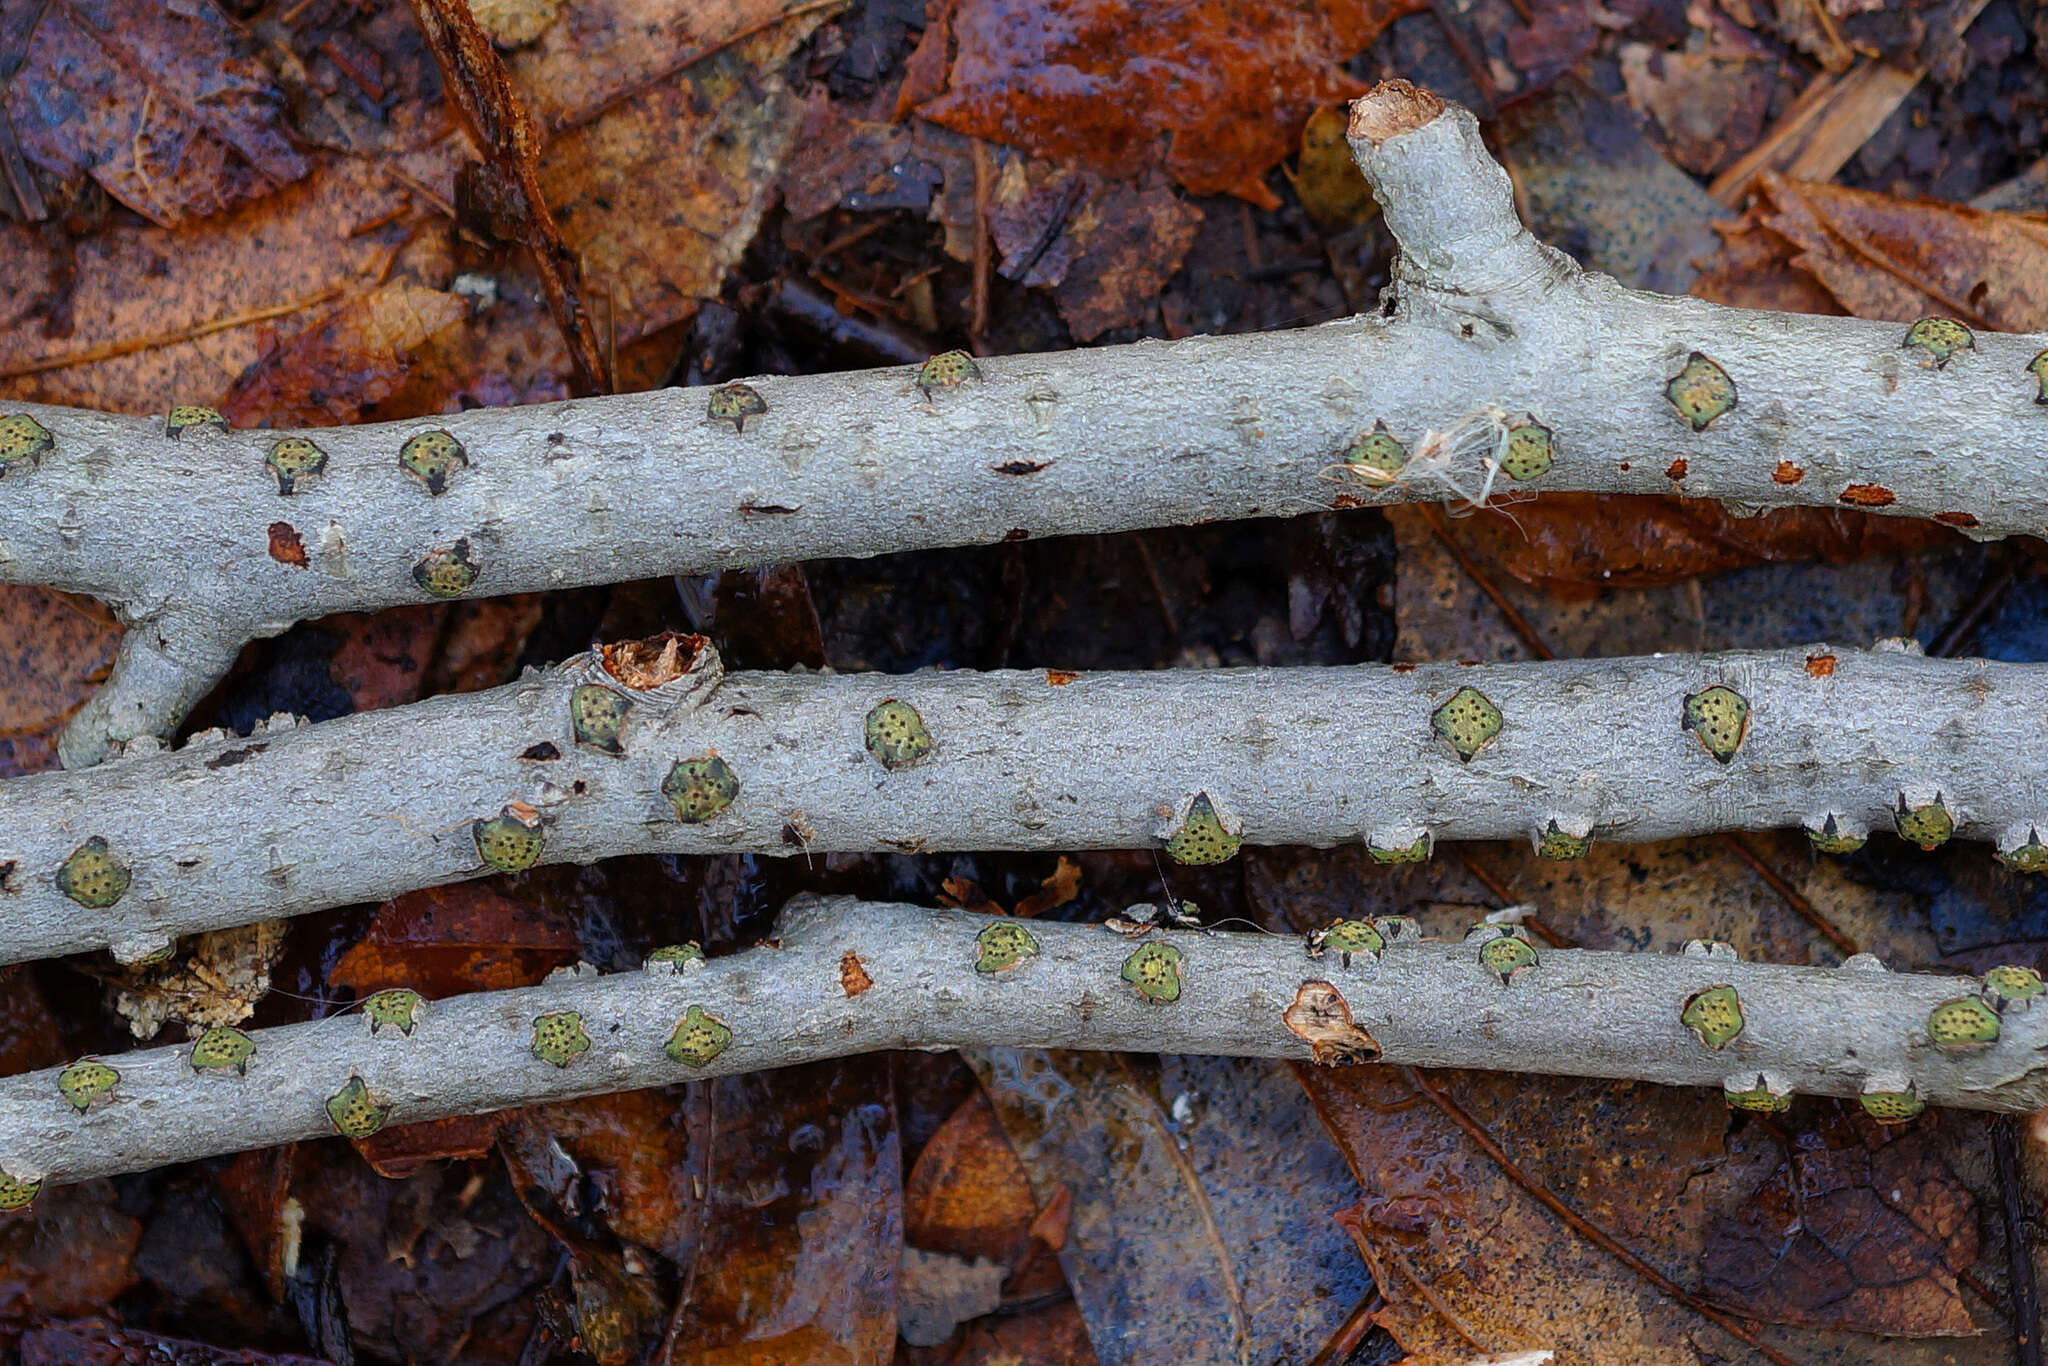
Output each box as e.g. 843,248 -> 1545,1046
9,80 -> 2048,765
3,897 -> 2046,1202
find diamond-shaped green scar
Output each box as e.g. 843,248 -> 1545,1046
363,988 -> 424,1036
1479,933 -> 1538,985
0,1173 -> 39,1211
399,430 -> 468,494
975,921 -> 1040,974
1684,685 -> 1750,763
571,684 -> 631,755
1307,919 -> 1384,968
647,943 -> 706,971
531,1011 -> 591,1067
1806,815 -> 1865,856
1680,985 -> 1743,1049
664,1006 -> 732,1067
1664,352 -> 1735,431
266,436 -> 327,494
1342,422 -> 1407,482
191,1025 -> 257,1074
1894,795 -> 1954,850
663,753 -> 739,823
1982,965 -> 2043,1012
2000,831 -> 2048,874
1499,419 -> 1552,481
0,413 -> 53,470
1163,793 -> 1241,866
58,1060 -> 118,1112
1927,995 -> 1998,1048
326,1075 -> 392,1139
707,382 -> 768,433
474,806 -> 545,873
1859,1086 -> 1924,1124
1122,941 -> 1183,1003
1724,1076 -> 1790,1113
865,699 -> 933,769
1432,687 -> 1502,761
917,350 -> 980,400
57,837 -> 130,909
165,406 -> 227,439
1902,317 -> 1973,368
413,539 -> 479,597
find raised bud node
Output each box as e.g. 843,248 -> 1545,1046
531,1011 -> 592,1067
1997,829 -> 2048,874
663,753 -> 739,823
0,413 -> 53,470
1680,985 -> 1744,1049
398,430 -> 469,493
707,382 -> 768,433
1683,685 -> 1750,763
165,406 -> 227,439
1161,792 -> 1241,866
57,837 -> 131,909
1723,1073 -> 1791,1113
190,1025 -> 256,1074
1431,686 -> 1502,761
1664,352 -> 1736,431
325,1076 -> 392,1139
664,1005 -> 732,1067
1121,941 -> 1184,1004
474,804 -> 545,873
1805,814 -> 1867,856
265,436 -> 327,494
57,1060 -> 118,1113
363,988 -> 424,1036
975,921 -> 1040,974
1367,832 -> 1432,864
1901,317 -> 1974,368
864,699 -> 934,770
916,350 -> 981,400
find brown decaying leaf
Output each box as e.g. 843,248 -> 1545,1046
1287,104 -> 1378,230
1617,41 -> 1778,177
329,882 -> 583,999
910,0 -> 1424,207
5,0 -> 310,228
1697,173 -> 2048,330
0,586 -> 121,778
110,920 -> 290,1040
20,1324 -> 329,1366
218,285 -> 467,428
904,1092 -> 1040,1263
1281,980 -> 1382,1066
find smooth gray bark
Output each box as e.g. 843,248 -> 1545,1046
1,897 -> 2042,1197
4,84 -> 2040,763
1,638 -> 2042,967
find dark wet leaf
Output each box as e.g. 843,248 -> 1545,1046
218,285 -> 467,428
5,0 -> 310,227
329,882 -> 583,999
0,1186 -> 141,1348
20,1320 -> 328,1366
0,587 -> 119,777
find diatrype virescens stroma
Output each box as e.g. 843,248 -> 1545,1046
265,436 -> 327,494
56,837 -> 130,909
1999,832 -> 2048,874
916,350 -> 980,399
1902,317 -> 1973,367
1859,1086 -> 1925,1124
1683,685 -> 1750,763
570,684 -> 631,755
1806,814 -> 1866,856
665,1006 -> 732,1067
474,805 -> 545,873
531,1011 -> 592,1067
0,413 -> 53,470
1367,832 -> 1431,864
1927,995 -> 1999,1048
1534,821 -> 1590,861
326,1075 -> 392,1139
646,943 -> 706,972
57,1060 -> 118,1113
1478,932 -> 1538,985
0,1172 -> 40,1211
1163,793 -> 1240,866
864,699 -> 933,769
1122,941 -> 1183,1003
1894,795 -> 1954,851
663,753 -> 739,823
191,1025 -> 257,1074
707,382 -> 768,433
1342,422 -> 1407,482
165,406 -> 227,439
1664,352 -> 1736,431
1982,965 -> 2044,1012
398,430 -> 468,493
363,988 -> 424,1036
413,539 -> 480,598
1431,687 -> 1501,761
1680,985 -> 1744,1049
1499,419 -> 1553,481
975,921 -> 1039,974
1307,918 -> 1384,968
1723,1076 -> 1790,1113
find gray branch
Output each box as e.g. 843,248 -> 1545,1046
2,896 -> 2043,1201
2,636 -> 2044,968
5,81 -> 2042,763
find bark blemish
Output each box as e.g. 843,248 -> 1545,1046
1840,484 -> 1896,508
1934,511 -> 1980,528
267,522 -> 308,568
1664,458 -> 1688,481
1806,652 -> 1837,677
1773,461 -> 1804,484
839,952 -> 873,997
993,460 -> 1050,475
1283,982 -> 1382,1065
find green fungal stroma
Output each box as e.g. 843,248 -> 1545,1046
191,1025 -> 257,1074
1307,918 -> 1385,967
1367,833 -> 1431,864
1479,932 -> 1538,985
663,753 -> 739,823
531,1011 -> 592,1067
57,1060 -> 118,1112
647,943 -> 707,971
1983,965 -> 2045,1012
1723,1079 -> 1790,1113
56,836 -> 130,909
1121,941 -> 1184,1004
1998,832 -> 2048,874
975,921 -> 1040,974
474,806 -> 545,873
363,988 -> 424,1036
1859,1088 -> 1925,1123
0,1173 -> 40,1211
1163,793 -> 1240,866
1683,685 -> 1750,763
1902,317 -> 1974,367
1893,796 -> 1954,851
265,435 -> 327,494
707,382 -> 768,432
570,684 -> 631,755
0,413 -> 54,470
165,405 -> 227,439
665,1006 -> 733,1067
1680,985 -> 1744,1050
1498,419 -> 1553,481
1927,995 -> 1999,1048
1342,422 -> 1408,482
1431,686 -> 1502,761
1806,815 -> 1866,856
398,430 -> 468,493
325,1076 -> 392,1139
864,698 -> 933,769
916,349 -> 980,398
412,539 -> 480,598
1664,352 -> 1736,431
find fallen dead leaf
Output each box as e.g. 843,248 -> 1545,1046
1287,104 -> 1378,230
6,0 -> 311,227
910,0 -> 1423,207
904,1092 -> 1040,1263
0,587 -> 121,778
330,882 -> 583,999
219,285 -> 468,428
